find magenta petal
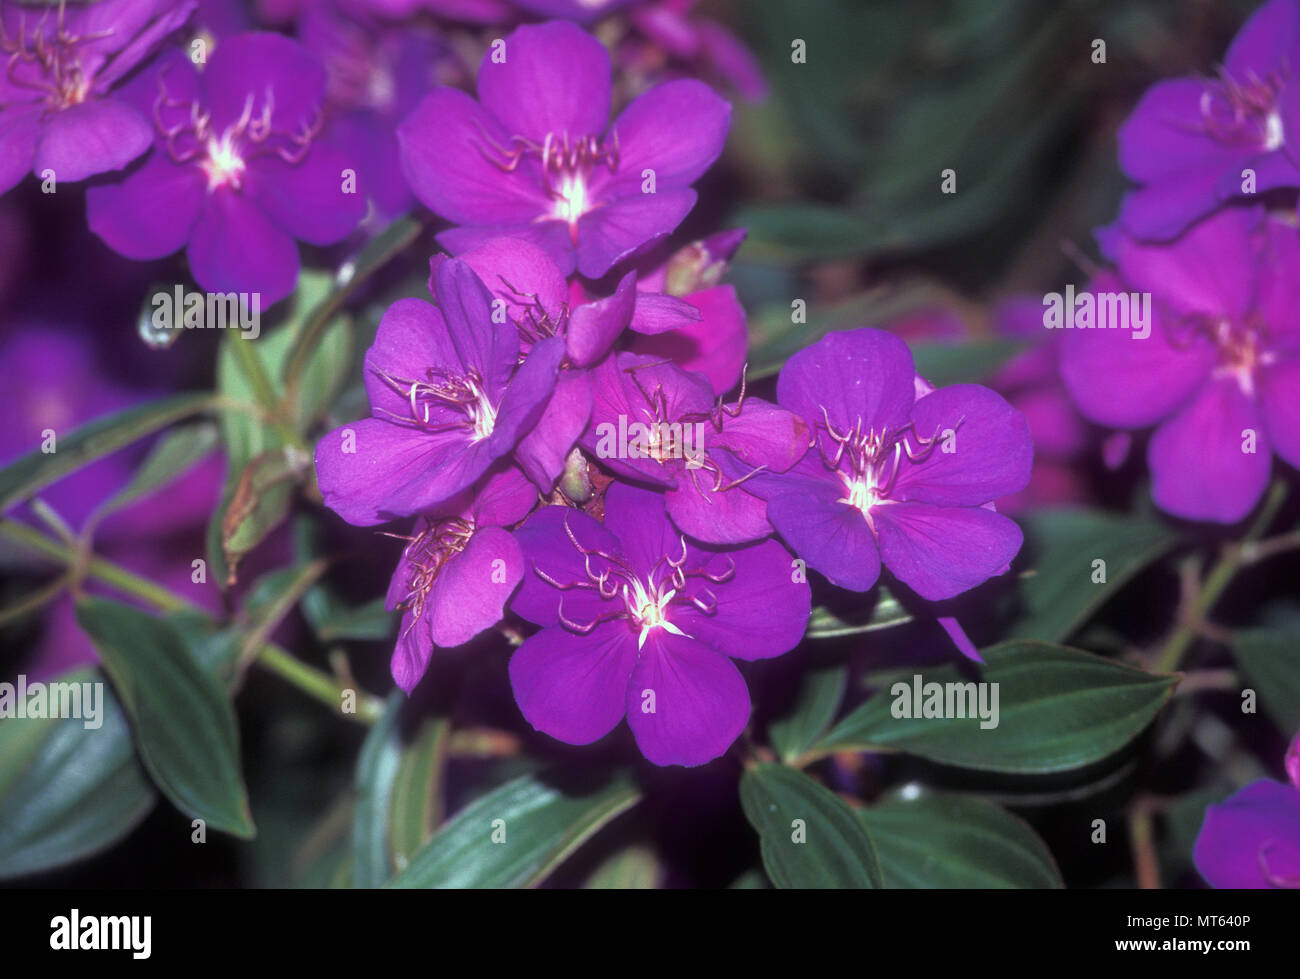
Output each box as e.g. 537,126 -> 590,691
468,465 -> 537,527
433,257 -> 520,396
874,501 -> 1023,601
596,79 -> 730,197
427,528 -> 523,647
0,104 -> 41,194
314,418 -> 489,526
1194,780 -> 1300,888
764,465 -> 882,591
698,19 -> 768,102
708,398 -> 809,473
675,539 -> 809,660
203,32 -> 325,135
32,99 -> 152,182
779,328 -> 916,439
628,285 -> 747,395
87,150 -> 206,260
625,632 -> 749,767
399,87 -> 550,226
391,611 -> 433,694
1117,170 -> 1232,242
629,291 -> 702,334
665,479 -> 771,544
567,270 -> 637,367
362,299 -> 461,419
937,616 -> 984,664
437,220 -> 576,276
478,21 -> 611,144
1113,208 -> 1262,321
455,236 -> 569,326
1225,0 -> 1300,77
892,384 -> 1033,507
509,622 -> 636,746
515,370 -> 592,491
487,336 -> 563,452
1117,79 -> 1238,182
511,505 -> 623,627
600,482 -> 680,574
187,189 -> 299,303
1260,357 -> 1300,469
575,188 -> 697,278
1059,276 -> 1215,429
245,142 -> 365,245
1149,376 -> 1272,523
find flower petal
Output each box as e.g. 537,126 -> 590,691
627,284 -> 747,395
203,32 -> 326,137
1259,356 -> 1300,469
626,632 -> 749,767
391,611 -> 433,694
32,99 -> 152,182
891,384 -> 1034,507
515,369 -> 592,491
567,270 -> 637,367
511,505 -> 623,627
428,527 -> 523,647
478,21 -> 611,143
575,188 -> 697,278
509,622 -> 636,745
778,327 -> 915,440
0,104 -> 41,194
1193,779 -> 1300,888
873,501 -> 1023,601
1149,375 -> 1272,523
187,188 -> 300,303
454,236 -> 569,327
362,298 -> 462,420
86,149 -> 206,260
245,141 -> 365,245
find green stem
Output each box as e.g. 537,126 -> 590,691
1155,479 -> 1289,673
0,518 -> 382,724
229,335 -> 304,449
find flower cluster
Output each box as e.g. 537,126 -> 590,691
307,17 -> 1034,765
1061,0 -> 1300,525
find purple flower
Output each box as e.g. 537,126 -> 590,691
1194,730 -> 1300,888
727,328 -> 1033,600
1116,0 -> 1300,240
387,465 -> 536,693
508,482 -> 810,766
1060,208 -> 1300,523
315,255 -> 563,525
582,352 -> 808,544
86,33 -> 365,303
0,0 -> 196,193
398,19 -> 730,278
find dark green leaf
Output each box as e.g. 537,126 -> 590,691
390,717 -> 451,871
91,421 -> 219,523
0,670 -> 155,878
739,763 -> 881,888
0,393 -> 211,513
768,663 -> 847,763
352,693 -> 404,888
388,770 -> 640,889
814,640 -> 1177,773
582,844 -> 661,889
76,598 -> 255,837
859,790 -> 1062,887
303,591 -> 396,643
1008,509 -> 1180,642
1232,627 -> 1300,735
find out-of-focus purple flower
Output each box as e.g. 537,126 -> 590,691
508,482 -> 809,766
315,256 -> 563,525
1060,208 -> 1300,523
728,328 -> 1032,600
1116,0 -> 1300,240
582,352 -> 807,544
302,2 -> 459,222
398,20 -> 730,278
86,33 -> 365,303
0,0 -> 196,192
387,465 -> 535,693
1194,730 -> 1300,888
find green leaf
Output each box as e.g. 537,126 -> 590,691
218,446 -> 311,587
858,790 -> 1062,888
352,692 -> 404,888
814,640 -> 1177,773
303,591 -> 396,643
1008,508 -> 1180,642
806,586 -> 913,638
582,844 -> 661,889
0,393 -> 211,513
0,670 -> 156,879
768,662 -> 847,763
390,717 -> 451,871
76,597 -> 255,838
91,421 -> 220,523
911,339 -> 1023,387
388,770 -> 640,889
739,763 -> 881,888
1231,627 -> 1300,735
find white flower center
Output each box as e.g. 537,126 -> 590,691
201,133 -> 247,191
